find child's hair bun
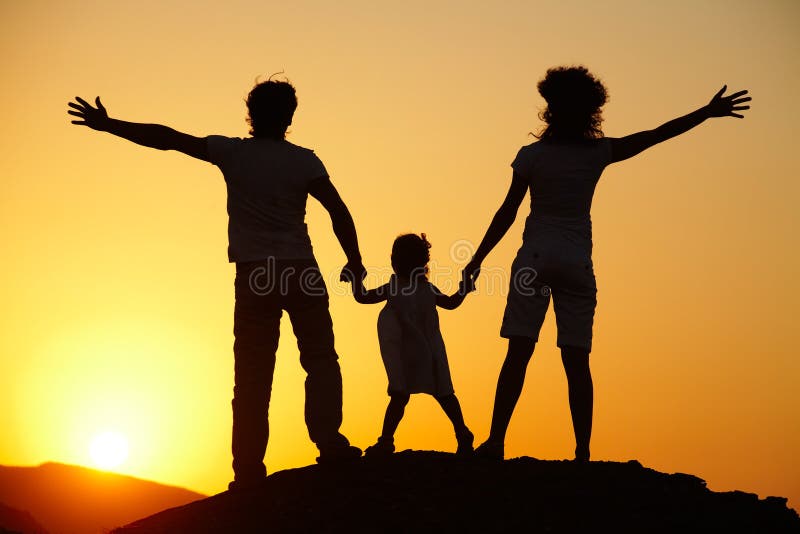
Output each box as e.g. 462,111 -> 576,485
420,233 -> 432,250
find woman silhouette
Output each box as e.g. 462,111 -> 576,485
464,66 -> 750,461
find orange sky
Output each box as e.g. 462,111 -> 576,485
2,0 -> 799,510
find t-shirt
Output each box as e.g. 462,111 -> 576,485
206,135 -> 329,262
511,138 -> 612,252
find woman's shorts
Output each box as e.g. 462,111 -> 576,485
500,240 -> 597,351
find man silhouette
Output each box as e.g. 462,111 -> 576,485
69,78 -> 364,490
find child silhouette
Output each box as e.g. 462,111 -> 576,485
353,234 -> 475,456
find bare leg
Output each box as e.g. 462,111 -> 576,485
364,393 -> 410,457
435,393 -> 469,435
436,393 -> 473,453
561,346 -> 593,461
487,336 -> 537,444
381,393 -> 410,440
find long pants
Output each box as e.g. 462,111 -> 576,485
231,258 -> 348,482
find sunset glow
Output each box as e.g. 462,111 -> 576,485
1,0 -> 798,513
90,431 -> 129,470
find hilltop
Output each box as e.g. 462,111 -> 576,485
113,451 -> 799,533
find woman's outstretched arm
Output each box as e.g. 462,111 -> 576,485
68,96 -> 210,161
464,172 -> 529,281
609,85 -> 751,163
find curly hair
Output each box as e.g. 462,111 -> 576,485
246,76 -> 298,140
535,66 -> 608,142
391,233 -> 432,280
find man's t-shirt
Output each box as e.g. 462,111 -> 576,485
207,135 -> 328,263
511,138 -> 612,252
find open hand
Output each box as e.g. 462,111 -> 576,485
68,96 -> 110,130
707,86 -> 751,119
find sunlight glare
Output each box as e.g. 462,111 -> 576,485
89,431 -> 129,469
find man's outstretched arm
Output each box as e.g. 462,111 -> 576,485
68,96 -> 209,162
309,177 -> 364,282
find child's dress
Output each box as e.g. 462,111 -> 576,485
377,275 -> 454,396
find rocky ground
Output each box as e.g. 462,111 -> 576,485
113,450 -> 799,533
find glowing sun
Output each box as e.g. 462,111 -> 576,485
90,431 -> 129,469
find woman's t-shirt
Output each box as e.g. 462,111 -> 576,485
511,138 -> 612,252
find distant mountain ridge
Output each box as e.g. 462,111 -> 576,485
114,451 -> 800,533
0,462 -> 205,534
0,501 -> 48,534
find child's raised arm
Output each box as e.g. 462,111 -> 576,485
433,271 -> 476,310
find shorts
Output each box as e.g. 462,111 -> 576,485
500,238 -> 597,351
